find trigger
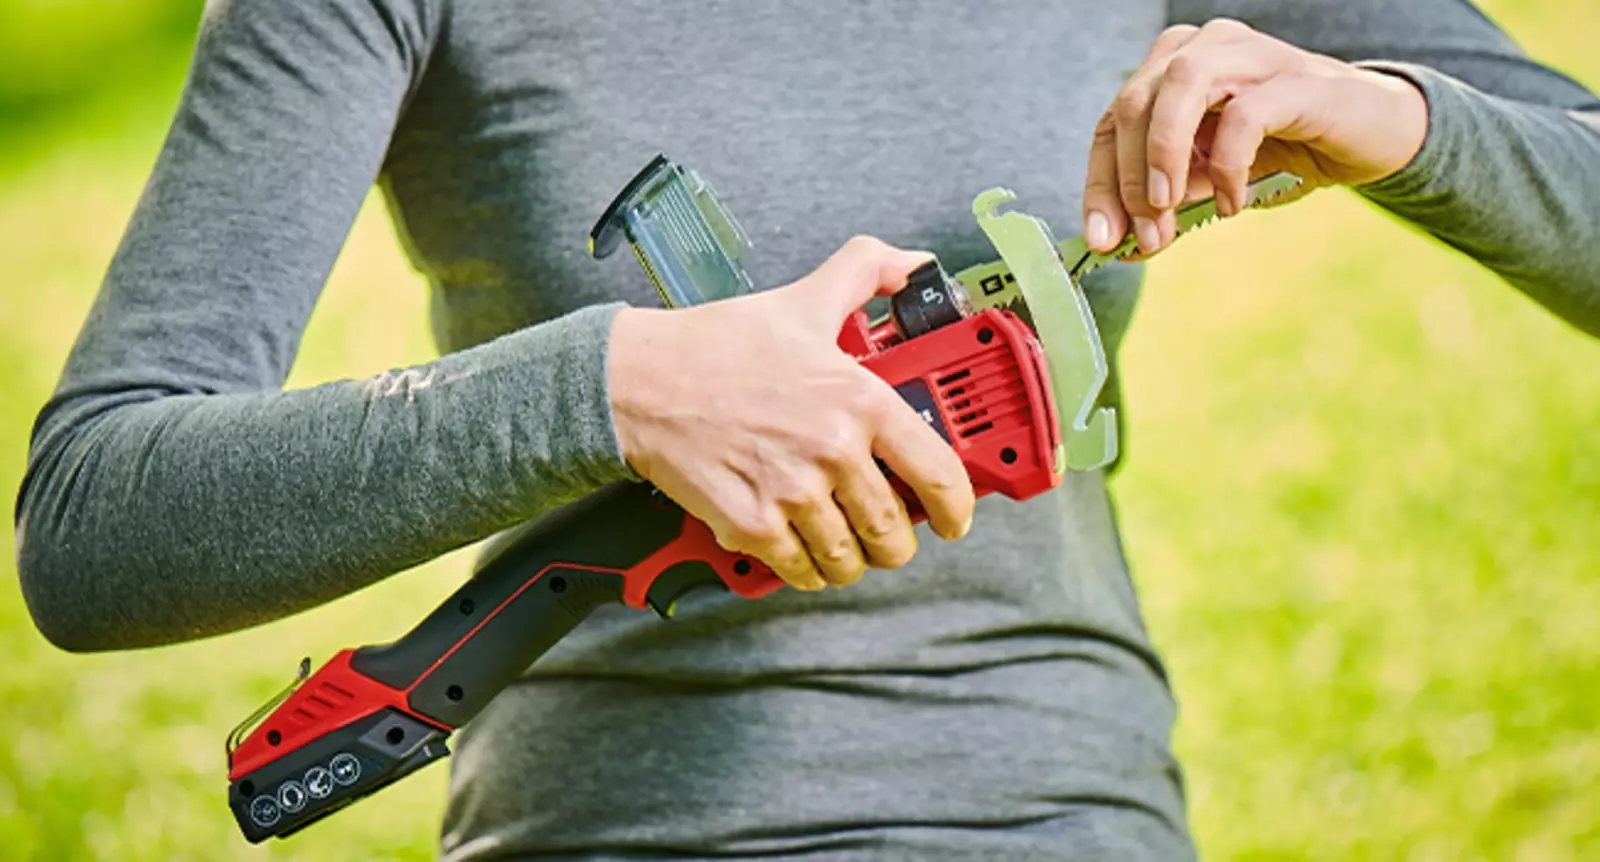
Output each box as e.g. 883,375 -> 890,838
644,561 -> 729,618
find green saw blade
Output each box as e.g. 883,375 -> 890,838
1058,171 -> 1303,283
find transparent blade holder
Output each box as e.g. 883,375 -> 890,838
589,154 -> 754,309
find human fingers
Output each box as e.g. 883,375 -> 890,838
786,490 -> 869,588
714,512 -> 829,592
833,462 -> 918,571
1146,20 -> 1298,220
1109,25 -> 1201,253
802,235 -> 936,323
1084,24 -> 1198,253
870,395 -> 974,542
1204,75 -> 1315,214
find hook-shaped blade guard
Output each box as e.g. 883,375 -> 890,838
965,189 -> 1118,472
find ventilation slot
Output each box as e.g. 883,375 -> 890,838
933,347 -> 1033,441
289,682 -> 355,727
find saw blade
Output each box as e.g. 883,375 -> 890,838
1058,171 -> 1303,283
955,171 -> 1304,316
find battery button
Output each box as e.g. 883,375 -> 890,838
249,795 -> 281,828
304,766 -> 335,799
330,753 -> 361,786
277,780 -> 308,814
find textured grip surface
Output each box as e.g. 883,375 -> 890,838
349,483 -> 687,724
404,565 -> 626,726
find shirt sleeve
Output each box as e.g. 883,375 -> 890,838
15,0 -> 636,652
1169,0 -> 1600,338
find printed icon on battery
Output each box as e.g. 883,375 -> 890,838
304,766 -> 334,799
249,795 -> 281,828
330,753 -> 361,786
277,780 -> 308,814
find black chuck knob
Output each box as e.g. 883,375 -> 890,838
891,260 -> 973,339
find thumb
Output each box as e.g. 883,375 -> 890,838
805,235 -> 935,322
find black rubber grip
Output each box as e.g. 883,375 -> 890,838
405,565 -> 625,726
349,482 -> 688,724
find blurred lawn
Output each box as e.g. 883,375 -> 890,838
2,2 -> 1598,860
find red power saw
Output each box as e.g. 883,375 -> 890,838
223,157 -> 1070,841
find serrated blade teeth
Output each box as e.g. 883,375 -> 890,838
1113,210 -> 1223,262
1180,211 -> 1221,235
1066,171 -> 1303,278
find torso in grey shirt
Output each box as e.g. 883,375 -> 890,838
17,1 -> 1599,859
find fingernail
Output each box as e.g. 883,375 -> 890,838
1085,212 -> 1110,249
1216,188 -> 1235,218
1148,168 -> 1172,209
958,515 -> 973,539
1133,217 -> 1160,253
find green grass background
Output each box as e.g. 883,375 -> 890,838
1,1 -> 1596,859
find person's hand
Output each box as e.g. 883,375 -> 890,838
606,236 -> 976,592
1083,18 -> 1429,256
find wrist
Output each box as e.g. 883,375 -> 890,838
1353,64 -> 1430,184
605,306 -> 671,475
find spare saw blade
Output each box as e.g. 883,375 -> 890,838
956,171 -> 1303,472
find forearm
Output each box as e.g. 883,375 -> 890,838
17,304 -> 635,651
1357,63 -> 1600,337
1172,0 -> 1600,337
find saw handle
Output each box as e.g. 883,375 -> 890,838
346,483 -> 703,726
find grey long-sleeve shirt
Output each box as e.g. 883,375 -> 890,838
16,1 -> 1599,858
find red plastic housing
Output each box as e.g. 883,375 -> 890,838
228,650 -> 447,780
